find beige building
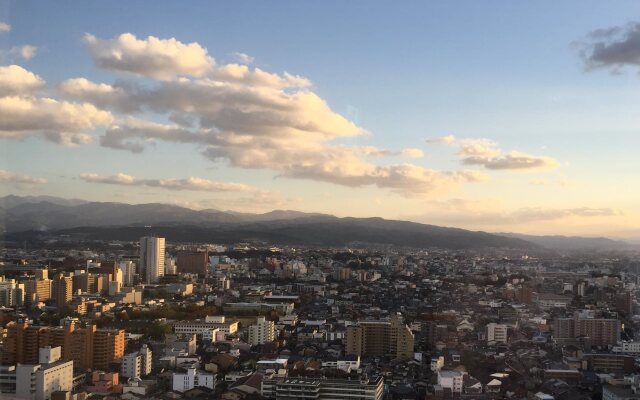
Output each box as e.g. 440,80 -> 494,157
248,317 -> 276,346
140,236 -> 165,283
345,313 -> 414,359
15,346 -> 73,400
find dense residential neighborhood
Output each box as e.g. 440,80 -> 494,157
1,234 -> 640,400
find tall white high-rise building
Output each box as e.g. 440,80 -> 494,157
119,261 -> 135,286
139,237 -> 165,283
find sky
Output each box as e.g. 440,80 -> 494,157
1,1 -> 639,238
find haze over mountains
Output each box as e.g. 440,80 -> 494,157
0,195 -> 632,250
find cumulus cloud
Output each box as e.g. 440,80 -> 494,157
232,52 -> 255,64
83,33 -> 216,80
5,33 -> 488,197
0,65 -> 45,96
0,169 -> 47,185
0,22 -> 10,33
578,21 -> 640,72
428,135 -> 558,170
79,172 -> 262,193
57,78 -> 140,113
0,95 -> 113,145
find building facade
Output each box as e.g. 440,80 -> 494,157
139,236 -> 165,284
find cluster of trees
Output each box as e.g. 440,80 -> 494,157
124,304 -> 218,321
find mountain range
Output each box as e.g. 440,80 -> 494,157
0,195 -> 632,251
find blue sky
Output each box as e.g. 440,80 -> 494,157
1,1 -> 639,236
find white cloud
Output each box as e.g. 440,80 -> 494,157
462,151 -> 558,170
426,134 -> 456,145
79,172 -> 262,193
0,169 -> 47,185
0,45 -> 38,62
400,148 -> 424,158
232,52 -> 255,64
0,65 -> 45,96
428,135 -> 558,171
83,33 -> 215,80
18,45 -> 37,60
7,33 -> 489,197
0,96 -> 113,146
57,78 -> 139,112
0,22 -> 10,33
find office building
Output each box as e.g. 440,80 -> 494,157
274,376 -> 383,400
177,250 -> 209,275
139,237 -> 165,283
174,316 -> 239,336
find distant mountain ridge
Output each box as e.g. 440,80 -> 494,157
499,232 -> 631,250
0,195 -> 632,250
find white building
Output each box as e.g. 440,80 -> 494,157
431,356 -> 445,372
487,323 -> 508,343
437,370 -> 464,394
16,346 -> 73,400
174,316 -> 238,336
0,277 -> 24,306
140,236 -> 165,283
172,367 -> 216,392
614,341 -> 640,355
119,261 -> 136,286
248,317 -> 276,346
201,328 -> 220,342
321,355 -> 360,372
121,344 -> 152,379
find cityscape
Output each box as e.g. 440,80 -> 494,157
2,2 -> 640,400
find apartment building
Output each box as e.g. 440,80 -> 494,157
345,313 -> 414,359
172,367 -> 216,392
247,317 -> 276,346
554,312 -> 621,347
1,321 -> 124,370
15,346 -> 73,400
487,323 -> 508,343
120,344 -> 152,379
